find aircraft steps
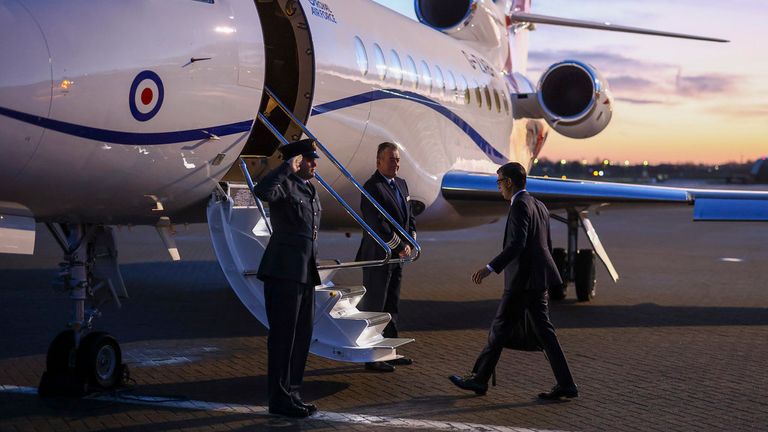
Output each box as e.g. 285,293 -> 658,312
207,183 -> 413,363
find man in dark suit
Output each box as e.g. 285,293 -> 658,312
254,139 -> 322,417
355,142 -> 416,372
449,162 -> 578,400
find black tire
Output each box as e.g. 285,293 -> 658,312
549,248 -> 568,300
46,330 -> 77,374
77,332 -> 122,389
574,249 -> 597,301
575,249 -> 596,302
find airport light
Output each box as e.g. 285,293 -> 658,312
624,160 -> 630,166
643,160 -> 649,166
593,170 -> 599,176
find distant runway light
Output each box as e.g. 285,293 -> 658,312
720,258 -> 743,262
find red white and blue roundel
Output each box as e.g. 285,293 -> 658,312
129,70 -> 164,122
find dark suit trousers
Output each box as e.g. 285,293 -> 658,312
473,290 -> 575,387
263,277 -> 314,406
359,264 -> 402,338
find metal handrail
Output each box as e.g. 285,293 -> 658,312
238,158 -> 273,235
246,86 -> 421,270
251,112 -> 393,270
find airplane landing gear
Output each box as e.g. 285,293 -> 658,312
574,248 -> 596,301
38,224 -> 127,397
550,209 -> 598,302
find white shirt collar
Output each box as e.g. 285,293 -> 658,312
510,189 -> 526,205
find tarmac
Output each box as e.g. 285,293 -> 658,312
1,204 -> 767,431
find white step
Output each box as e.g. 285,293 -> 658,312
207,190 -> 413,363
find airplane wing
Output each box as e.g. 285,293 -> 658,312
442,171 -> 768,221
509,12 -> 729,43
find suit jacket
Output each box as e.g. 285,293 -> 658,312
254,162 -> 322,286
355,171 -> 416,265
488,191 -> 562,294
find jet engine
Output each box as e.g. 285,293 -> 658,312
537,60 -> 613,139
414,0 -> 505,55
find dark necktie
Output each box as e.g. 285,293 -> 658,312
389,180 -> 407,216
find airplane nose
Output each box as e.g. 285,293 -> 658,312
0,1 -> 52,188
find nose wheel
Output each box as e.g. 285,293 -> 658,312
77,332 -> 123,389
39,330 -> 124,397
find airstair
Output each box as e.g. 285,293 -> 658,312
207,88 -> 421,363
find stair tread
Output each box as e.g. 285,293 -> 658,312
338,311 -> 390,321
316,285 -> 366,297
367,338 -> 414,348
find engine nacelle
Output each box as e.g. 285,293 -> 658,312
537,60 -> 613,139
414,0 -> 506,57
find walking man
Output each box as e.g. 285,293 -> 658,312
254,139 -> 322,417
356,142 -> 416,372
449,162 -> 578,399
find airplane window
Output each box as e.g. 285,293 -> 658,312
460,75 -> 469,105
493,88 -> 501,113
446,71 -> 457,102
420,61 -> 432,94
433,65 -> 444,98
405,55 -> 418,89
353,37 -> 368,76
373,43 -> 387,80
502,91 -> 510,115
484,86 -> 492,111
474,81 -> 482,108
390,50 -> 403,85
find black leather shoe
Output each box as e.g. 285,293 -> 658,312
269,402 -> 310,418
449,373 -> 488,396
292,397 -> 317,415
365,361 -> 395,372
386,356 -> 413,366
538,384 -> 579,400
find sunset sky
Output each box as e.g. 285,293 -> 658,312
375,0 -> 767,164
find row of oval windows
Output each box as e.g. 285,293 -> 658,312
352,36 -> 510,115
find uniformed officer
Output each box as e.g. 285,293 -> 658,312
254,139 -> 322,418
355,142 -> 417,372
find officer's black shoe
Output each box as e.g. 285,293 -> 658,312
365,361 -> 395,372
292,397 -> 317,415
386,356 -> 413,366
449,373 -> 488,396
538,384 -> 579,400
269,402 -> 310,418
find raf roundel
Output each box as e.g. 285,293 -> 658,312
129,70 -> 164,122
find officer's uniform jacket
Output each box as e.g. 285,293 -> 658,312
355,171 -> 416,265
488,191 -> 562,294
254,162 -> 322,286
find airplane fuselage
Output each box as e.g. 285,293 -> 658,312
0,0 -> 541,229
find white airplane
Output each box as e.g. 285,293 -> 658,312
1,0 -> 766,395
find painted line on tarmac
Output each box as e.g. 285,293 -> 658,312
1,385 -> 570,432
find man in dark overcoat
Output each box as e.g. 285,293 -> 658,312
449,162 -> 578,399
355,142 -> 416,372
254,139 -> 322,417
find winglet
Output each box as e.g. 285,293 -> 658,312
509,12 -> 729,43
